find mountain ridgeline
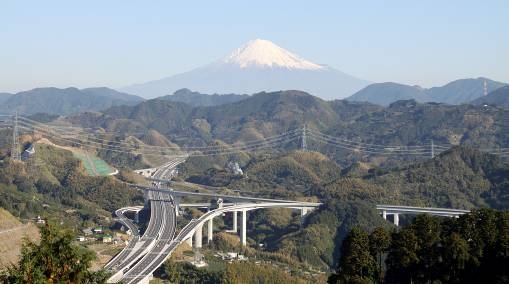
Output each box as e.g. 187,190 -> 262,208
347,78 -> 507,106
0,87 -> 144,115
67,89 -> 509,167
160,88 -> 250,107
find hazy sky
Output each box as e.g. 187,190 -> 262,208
1,0 -> 508,93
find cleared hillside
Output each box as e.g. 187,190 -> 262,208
0,208 -> 39,269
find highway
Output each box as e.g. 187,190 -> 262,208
107,156 -> 187,280
149,156 -> 187,184
120,191 -> 177,284
107,155 -> 323,283
175,201 -> 321,244
133,184 -> 322,206
106,191 -> 166,279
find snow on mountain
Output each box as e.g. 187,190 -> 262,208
219,39 -> 324,70
121,39 -> 370,100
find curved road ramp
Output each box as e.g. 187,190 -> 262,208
106,189 -> 321,283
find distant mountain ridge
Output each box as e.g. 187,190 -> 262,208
121,39 -> 370,100
0,87 -> 144,115
0,93 -> 12,104
347,78 -> 507,106
159,88 -> 249,107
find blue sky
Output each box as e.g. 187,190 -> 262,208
1,0 -> 508,93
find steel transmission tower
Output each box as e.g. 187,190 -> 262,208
11,112 -> 21,161
301,125 -> 308,151
484,79 -> 488,96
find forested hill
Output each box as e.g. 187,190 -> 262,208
159,88 -> 249,107
66,91 -> 509,164
472,85 -> 509,109
262,147 -> 509,268
0,87 -> 144,115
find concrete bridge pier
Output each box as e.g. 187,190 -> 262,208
207,218 -> 213,243
240,210 -> 247,246
382,210 -> 387,220
232,211 -> 238,232
194,224 -> 203,249
134,211 -> 140,223
300,207 -> 309,216
174,197 -> 181,216
393,213 -> 399,226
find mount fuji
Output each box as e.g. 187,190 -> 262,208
121,39 -> 370,100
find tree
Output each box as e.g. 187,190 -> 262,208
441,232 -> 469,283
385,228 -> 419,284
329,227 -> 375,284
164,259 -> 181,283
411,214 -> 441,282
369,227 -> 390,283
0,223 -> 108,283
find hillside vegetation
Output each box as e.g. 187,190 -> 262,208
184,147 -> 509,269
0,144 -> 143,229
0,208 -> 39,269
160,88 -> 249,107
63,90 -> 509,172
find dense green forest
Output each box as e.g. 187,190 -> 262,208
329,209 -> 509,284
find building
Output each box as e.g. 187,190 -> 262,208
21,143 -> 35,161
82,228 -> 93,236
102,235 -> 112,243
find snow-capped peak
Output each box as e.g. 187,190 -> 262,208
220,39 -> 325,70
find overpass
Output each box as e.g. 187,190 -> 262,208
376,204 -> 470,226
114,196 -> 321,284
132,183 -> 315,204
107,156 -> 323,283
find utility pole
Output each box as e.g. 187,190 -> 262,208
301,125 -> 307,152
431,139 -> 435,159
11,112 -> 21,161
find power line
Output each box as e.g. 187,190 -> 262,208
18,116 -> 301,151
18,122 -> 299,156
11,112 -> 21,161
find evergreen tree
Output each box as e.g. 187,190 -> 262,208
441,232 -> 469,283
368,227 -> 390,283
410,214 -> 441,282
330,227 -> 375,284
385,228 -> 419,284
